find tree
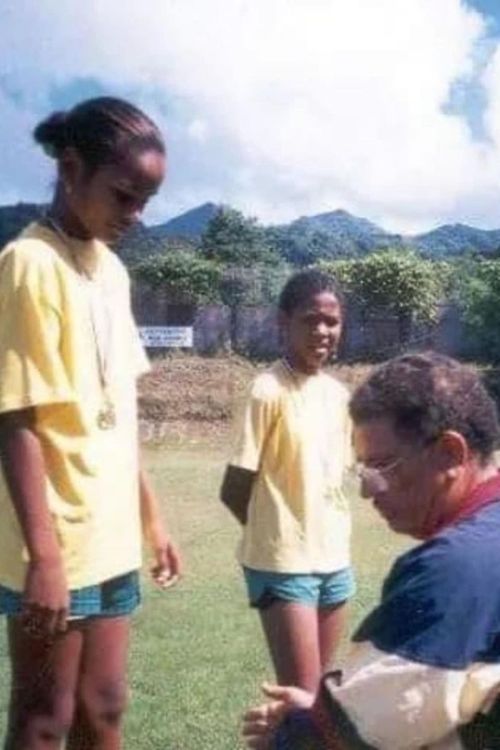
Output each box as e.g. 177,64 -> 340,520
453,259 -> 500,361
219,264 -> 290,308
318,252 -> 450,358
265,224 -> 358,266
132,251 -> 221,304
201,206 -> 280,266
320,251 -> 448,325
116,225 -> 198,264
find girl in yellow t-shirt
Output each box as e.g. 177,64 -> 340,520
221,269 -> 354,691
0,97 -> 181,749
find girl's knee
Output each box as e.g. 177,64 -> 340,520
77,677 -> 128,727
8,688 -> 75,744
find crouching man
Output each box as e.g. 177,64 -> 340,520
244,352 -> 500,750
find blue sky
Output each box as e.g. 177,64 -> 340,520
1,0 -> 500,233
468,0 -> 500,26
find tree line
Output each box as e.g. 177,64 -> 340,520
131,206 -> 500,362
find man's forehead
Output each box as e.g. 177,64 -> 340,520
353,418 -> 405,457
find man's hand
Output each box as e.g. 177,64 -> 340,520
242,683 -> 315,749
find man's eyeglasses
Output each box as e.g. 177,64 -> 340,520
355,438 -> 436,494
356,456 -> 406,493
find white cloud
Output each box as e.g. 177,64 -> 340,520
0,0 -> 499,231
187,120 -> 209,143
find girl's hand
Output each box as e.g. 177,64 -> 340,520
148,527 -> 182,589
139,468 -> 182,588
21,557 -> 69,639
242,683 -> 315,749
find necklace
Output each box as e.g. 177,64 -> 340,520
282,355 -> 300,379
43,214 -> 117,431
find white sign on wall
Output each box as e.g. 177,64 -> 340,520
139,326 -> 193,348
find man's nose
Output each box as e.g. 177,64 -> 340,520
360,477 -> 373,499
359,469 -> 390,497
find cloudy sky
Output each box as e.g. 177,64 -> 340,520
1,0 -> 500,233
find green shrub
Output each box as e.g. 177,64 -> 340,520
320,251 -> 448,324
453,260 -> 500,361
132,251 -> 222,304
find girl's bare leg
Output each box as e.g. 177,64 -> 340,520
67,616 -> 130,750
5,618 -> 83,750
259,602 -> 321,691
318,601 -> 349,671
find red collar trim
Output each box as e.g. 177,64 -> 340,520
430,472 -> 500,537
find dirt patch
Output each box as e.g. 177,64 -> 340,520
139,354 -> 257,423
138,355 -> 500,447
138,354 -> 372,444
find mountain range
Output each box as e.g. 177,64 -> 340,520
1,201 -> 500,260
146,203 -> 500,258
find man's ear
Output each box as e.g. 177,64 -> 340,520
434,431 -> 468,478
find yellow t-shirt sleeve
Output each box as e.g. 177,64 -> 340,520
0,247 -> 75,413
344,407 -> 355,471
131,319 -> 150,377
334,382 -> 355,473
115,257 -> 150,379
231,377 -> 279,472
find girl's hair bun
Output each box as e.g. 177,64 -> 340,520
33,111 -> 68,158
32,97 -> 165,169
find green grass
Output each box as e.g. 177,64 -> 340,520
0,444 -> 410,749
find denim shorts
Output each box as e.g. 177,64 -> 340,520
243,566 -> 355,609
0,571 -> 141,619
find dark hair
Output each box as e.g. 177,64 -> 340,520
350,352 -> 500,460
278,269 -> 343,315
33,96 -> 165,171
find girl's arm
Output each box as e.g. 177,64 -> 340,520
0,409 -> 69,636
221,376 -> 275,526
220,465 -> 256,525
139,465 -> 182,588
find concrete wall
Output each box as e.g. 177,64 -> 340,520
131,282 -> 468,360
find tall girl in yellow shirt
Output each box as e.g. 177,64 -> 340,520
0,97 -> 181,749
221,270 -> 354,692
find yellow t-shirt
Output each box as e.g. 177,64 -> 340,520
0,222 -> 148,591
233,360 -> 352,573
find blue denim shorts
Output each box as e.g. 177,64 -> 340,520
0,571 -> 141,619
243,566 -> 355,609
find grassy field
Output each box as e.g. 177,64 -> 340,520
0,442 -> 409,749
0,357 -> 410,748
131,445 -> 409,749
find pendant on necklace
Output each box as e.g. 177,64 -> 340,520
97,401 -> 116,430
